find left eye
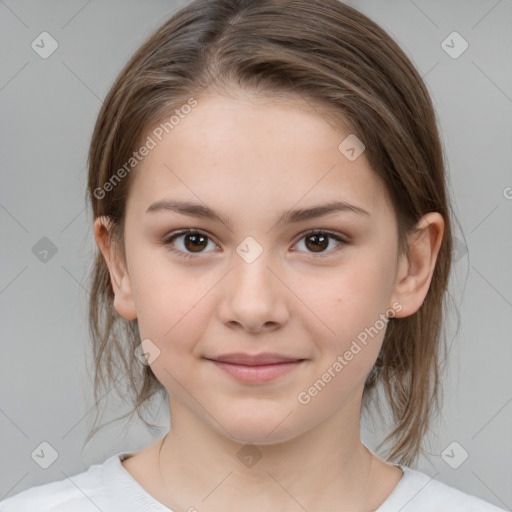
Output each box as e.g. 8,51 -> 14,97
292,230 -> 346,257
162,229 -> 347,259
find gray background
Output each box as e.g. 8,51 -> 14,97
0,0 -> 511,509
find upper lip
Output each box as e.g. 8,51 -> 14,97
206,353 -> 304,366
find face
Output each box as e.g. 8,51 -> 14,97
97,92 -> 422,445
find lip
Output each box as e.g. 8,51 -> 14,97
209,352 -> 303,365
205,353 -> 305,383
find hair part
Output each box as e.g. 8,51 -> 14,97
85,0 -> 454,466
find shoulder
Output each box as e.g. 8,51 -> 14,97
0,456 -> 112,512
380,465 -> 507,512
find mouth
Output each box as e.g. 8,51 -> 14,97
204,353 -> 306,383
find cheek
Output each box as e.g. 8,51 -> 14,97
298,257 -> 393,386
129,255 -> 206,354
303,260 -> 390,341
135,278 -> 208,395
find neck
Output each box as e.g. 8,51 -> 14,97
155,390 -> 379,511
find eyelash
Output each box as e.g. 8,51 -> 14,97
161,228 -> 348,260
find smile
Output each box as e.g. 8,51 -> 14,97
204,354 -> 306,383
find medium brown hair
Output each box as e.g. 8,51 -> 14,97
85,0 -> 454,466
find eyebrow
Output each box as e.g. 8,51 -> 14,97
145,199 -> 370,229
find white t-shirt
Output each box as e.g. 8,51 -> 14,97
0,451 -> 506,511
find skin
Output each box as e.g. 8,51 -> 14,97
94,91 -> 444,512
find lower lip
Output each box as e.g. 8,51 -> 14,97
208,360 -> 304,383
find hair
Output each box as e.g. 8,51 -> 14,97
84,0 -> 455,466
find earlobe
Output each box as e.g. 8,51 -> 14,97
93,216 -> 137,320
390,212 -> 445,318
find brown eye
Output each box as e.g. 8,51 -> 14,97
163,229 -> 218,259
182,233 -> 208,252
304,233 -> 329,252
163,228 -> 347,261
293,230 -> 346,258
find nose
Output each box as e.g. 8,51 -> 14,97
217,251 -> 290,334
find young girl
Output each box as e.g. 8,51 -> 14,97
1,0 -> 506,511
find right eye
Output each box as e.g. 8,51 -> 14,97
162,229 -> 219,259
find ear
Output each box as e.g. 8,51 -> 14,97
93,216 -> 137,320
390,212 -> 445,318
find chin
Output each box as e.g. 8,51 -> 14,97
215,406 -> 302,446
230,427 -> 298,446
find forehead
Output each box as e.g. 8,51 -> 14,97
127,93 -> 392,223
